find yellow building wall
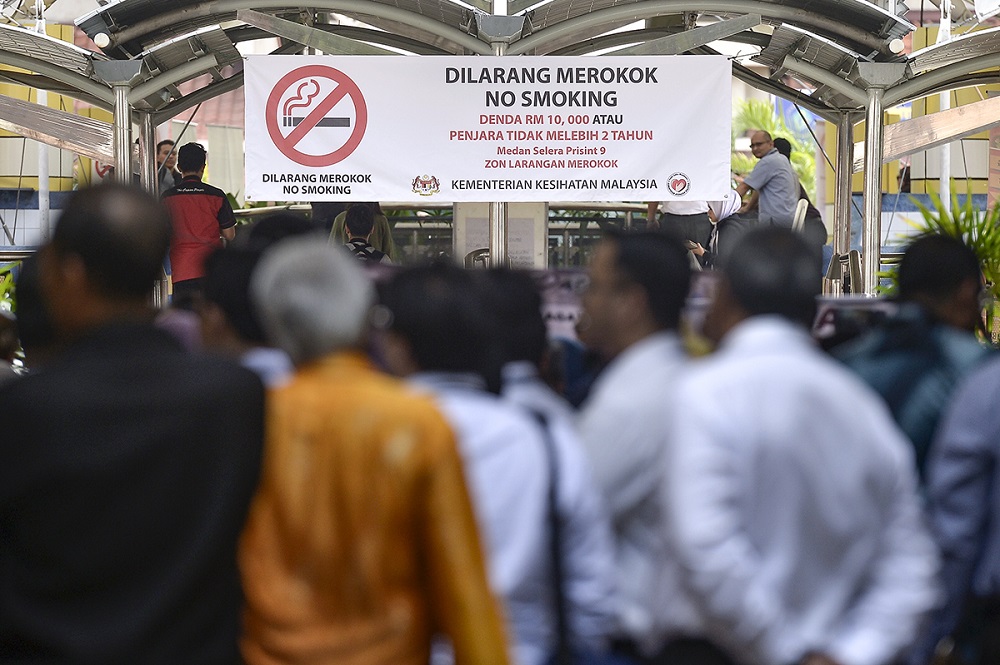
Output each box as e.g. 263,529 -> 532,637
907,26 -> 996,196
0,24 -> 94,191
820,25 -> 998,203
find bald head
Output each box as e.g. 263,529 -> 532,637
750,130 -> 774,159
50,183 -> 171,301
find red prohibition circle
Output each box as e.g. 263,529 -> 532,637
265,65 -> 368,168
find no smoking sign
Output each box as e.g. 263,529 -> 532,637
265,65 -> 368,168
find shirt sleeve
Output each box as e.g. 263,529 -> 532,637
551,418 -> 618,649
915,364 -> 1000,663
421,415 -> 512,665
825,434 -> 940,665
578,393 -> 665,521
742,158 -> 772,193
664,382 -> 789,664
217,192 -> 237,230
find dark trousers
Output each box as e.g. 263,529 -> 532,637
170,277 -> 204,311
660,212 -> 712,250
613,637 -> 737,665
948,595 -> 1000,665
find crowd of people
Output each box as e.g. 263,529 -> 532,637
0,168 -> 998,665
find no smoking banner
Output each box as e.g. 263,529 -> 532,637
245,55 -> 733,202
264,65 -> 367,167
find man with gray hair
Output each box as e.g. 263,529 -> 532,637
663,227 -> 939,665
240,238 -> 509,665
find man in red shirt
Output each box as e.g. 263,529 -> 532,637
162,142 -> 237,309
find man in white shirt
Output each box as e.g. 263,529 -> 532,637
379,264 -> 617,665
577,230 -> 696,662
664,226 -> 939,665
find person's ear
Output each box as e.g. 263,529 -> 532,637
378,330 -> 419,377
41,248 -> 87,299
197,300 -> 231,347
38,247 -> 89,334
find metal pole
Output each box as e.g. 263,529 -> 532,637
138,113 -> 156,194
112,83 -> 132,185
489,38 -> 508,268
938,0 -> 952,213
476,13 -> 522,268
37,89 -> 49,241
35,0 -> 49,241
94,61 -> 143,187
834,112 -> 853,259
862,86 -> 885,296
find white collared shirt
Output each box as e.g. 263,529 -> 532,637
577,331 -> 698,654
664,317 -> 939,665
413,371 -> 616,665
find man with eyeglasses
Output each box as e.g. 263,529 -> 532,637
736,130 -> 798,227
576,229 -> 696,664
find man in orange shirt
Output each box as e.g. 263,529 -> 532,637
241,237 -> 509,665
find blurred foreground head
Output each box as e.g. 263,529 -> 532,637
703,226 -> 821,343
898,233 -> 982,332
379,263 -> 492,378
41,183 -> 170,337
251,236 -> 374,365
581,229 -> 691,359
244,211 -> 319,251
478,268 -> 547,367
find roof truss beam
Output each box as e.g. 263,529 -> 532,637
0,92 -> 113,162
236,8 -> 398,54
610,13 -> 762,55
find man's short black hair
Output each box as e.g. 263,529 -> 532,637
478,269 -> 547,366
773,137 -> 792,159
50,183 -> 171,301
245,212 -> 320,251
202,247 -> 267,344
344,204 -> 375,238
177,142 -> 206,173
604,228 -> 692,331
381,263 -> 492,375
310,202 -> 347,231
898,234 -> 981,303
723,226 -> 821,327
156,139 -> 175,153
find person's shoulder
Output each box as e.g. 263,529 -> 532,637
199,181 -> 230,199
173,351 -> 266,399
935,326 -> 995,366
0,368 -> 45,407
351,372 -> 462,447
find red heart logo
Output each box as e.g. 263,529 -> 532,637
671,178 -> 686,191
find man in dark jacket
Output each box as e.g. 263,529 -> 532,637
0,182 -> 264,664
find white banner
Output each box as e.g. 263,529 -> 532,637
244,55 -> 732,202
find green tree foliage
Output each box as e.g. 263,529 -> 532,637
0,264 -> 14,313
905,192 -> 1000,298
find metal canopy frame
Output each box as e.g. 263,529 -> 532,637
3,0 -> 1000,285
16,0 -> 995,130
